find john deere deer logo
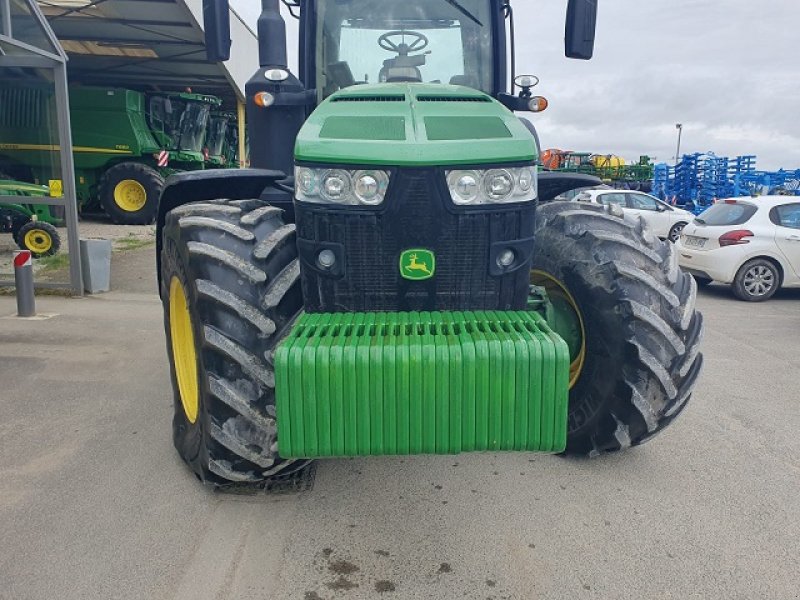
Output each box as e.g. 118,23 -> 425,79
400,249 -> 435,281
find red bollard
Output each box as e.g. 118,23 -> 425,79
13,250 -> 36,317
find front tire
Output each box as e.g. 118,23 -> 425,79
99,162 -> 164,225
161,198 -> 305,485
532,202 -> 704,456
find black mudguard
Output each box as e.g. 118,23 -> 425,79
155,168 -> 286,296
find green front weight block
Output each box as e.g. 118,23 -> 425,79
274,311 -> 570,458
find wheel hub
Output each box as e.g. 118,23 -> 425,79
744,266 -> 774,296
530,270 -> 586,389
114,179 -> 147,212
24,228 -> 52,254
169,276 -> 199,423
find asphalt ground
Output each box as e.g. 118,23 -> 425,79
1,246 -> 799,600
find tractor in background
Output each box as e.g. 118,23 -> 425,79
156,0 -> 703,486
0,178 -> 61,257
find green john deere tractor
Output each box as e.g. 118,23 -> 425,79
157,0 -> 704,485
0,86 -> 221,225
0,178 -> 62,258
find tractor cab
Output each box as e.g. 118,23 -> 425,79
147,92 -> 222,166
306,0 -> 499,99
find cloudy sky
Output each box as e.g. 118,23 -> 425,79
231,0 -> 798,170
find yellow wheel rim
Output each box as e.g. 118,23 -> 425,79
531,270 -> 586,390
24,228 -> 53,254
113,179 -> 147,212
169,276 -> 199,424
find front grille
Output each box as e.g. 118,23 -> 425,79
296,169 -> 535,312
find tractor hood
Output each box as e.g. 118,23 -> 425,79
294,84 -> 537,167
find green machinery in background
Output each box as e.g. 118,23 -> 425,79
0,86 -> 222,225
205,110 -> 242,169
541,149 -> 655,192
0,178 -> 62,257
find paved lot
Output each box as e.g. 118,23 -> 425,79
1,246 -> 799,600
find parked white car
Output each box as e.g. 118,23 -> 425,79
574,189 -> 694,241
676,196 -> 800,301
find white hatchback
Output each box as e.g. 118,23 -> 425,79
575,189 -> 695,242
676,196 -> 800,301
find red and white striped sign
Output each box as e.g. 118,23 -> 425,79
13,250 -> 32,268
157,150 -> 170,168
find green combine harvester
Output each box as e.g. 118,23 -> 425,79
0,86 -> 222,225
157,0 -> 704,485
0,178 -> 61,257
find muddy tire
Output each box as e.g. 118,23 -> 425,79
99,162 -> 164,225
532,201 -> 704,456
161,199 -> 305,485
17,220 -> 60,257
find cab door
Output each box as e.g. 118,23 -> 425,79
772,202 -> 800,280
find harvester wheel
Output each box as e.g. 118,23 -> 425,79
99,162 -> 164,225
532,201 -> 704,456
17,221 -> 60,258
161,198 -> 305,485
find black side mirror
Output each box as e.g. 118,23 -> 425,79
203,0 -> 232,62
565,0 -> 598,60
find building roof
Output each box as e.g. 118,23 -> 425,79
36,0 -> 257,107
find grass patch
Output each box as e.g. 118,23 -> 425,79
37,252 -> 71,272
114,237 -> 155,252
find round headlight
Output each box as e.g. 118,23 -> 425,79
296,168 -> 318,196
320,170 -> 351,202
517,168 -> 534,193
354,170 -> 387,205
448,170 -> 479,205
484,169 -> 514,201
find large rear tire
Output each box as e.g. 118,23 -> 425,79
99,162 -> 164,225
532,201 -> 704,456
161,198 -> 305,485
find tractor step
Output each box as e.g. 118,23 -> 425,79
274,311 -> 570,458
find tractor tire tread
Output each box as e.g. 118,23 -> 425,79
161,198 -> 303,486
533,201 -> 703,456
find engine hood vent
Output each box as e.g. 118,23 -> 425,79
332,95 -> 406,102
416,95 -> 491,103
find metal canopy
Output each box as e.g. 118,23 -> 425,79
0,0 -> 83,294
36,0 -> 256,107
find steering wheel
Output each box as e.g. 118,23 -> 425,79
378,30 -> 429,56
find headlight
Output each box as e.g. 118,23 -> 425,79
295,167 -> 390,206
445,166 -> 537,205
447,170 -> 480,205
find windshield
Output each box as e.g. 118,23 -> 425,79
206,116 -> 228,157
178,102 -> 211,153
315,0 -> 494,99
